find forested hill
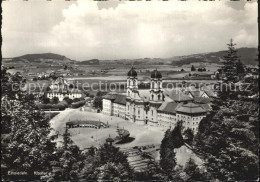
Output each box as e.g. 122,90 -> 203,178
10,53 -> 75,63
171,47 -> 258,66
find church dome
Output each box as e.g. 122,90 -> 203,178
151,69 -> 162,79
127,67 -> 137,77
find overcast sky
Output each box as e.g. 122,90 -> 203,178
2,0 -> 258,61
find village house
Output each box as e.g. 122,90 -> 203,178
46,77 -> 82,101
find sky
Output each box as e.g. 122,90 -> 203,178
2,0 -> 258,61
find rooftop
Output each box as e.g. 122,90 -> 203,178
193,96 -> 213,104
176,102 -> 206,114
158,102 -> 180,114
164,90 -> 193,102
114,94 -> 127,105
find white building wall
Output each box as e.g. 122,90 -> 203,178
118,104 -> 126,119
47,92 -> 82,101
102,99 -> 113,116
126,102 -> 131,119
158,112 -> 177,128
148,106 -> 158,126
176,113 -> 206,134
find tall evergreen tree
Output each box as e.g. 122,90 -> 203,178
222,38 -> 239,83
236,59 -> 245,75
219,39 -> 241,100
160,122 -> 184,179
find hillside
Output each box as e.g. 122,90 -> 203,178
78,59 -> 100,65
172,47 -> 258,66
10,53 -> 74,64
97,47 -> 257,66
4,47 -> 257,66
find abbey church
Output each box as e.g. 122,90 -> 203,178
103,67 -> 214,133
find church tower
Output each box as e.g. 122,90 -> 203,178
126,67 -> 138,122
148,68 -> 163,126
150,68 -> 163,102
126,66 -> 138,98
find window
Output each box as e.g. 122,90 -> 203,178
151,95 -> 154,100
158,95 -> 161,100
151,110 -> 153,116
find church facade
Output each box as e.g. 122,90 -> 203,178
125,67 -> 163,126
103,67 -> 209,133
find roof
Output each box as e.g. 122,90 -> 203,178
151,69 -> 162,79
138,89 -> 150,99
165,90 -> 193,102
114,94 -> 126,105
204,90 -> 216,98
103,93 -> 117,100
158,102 -> 180,114
200,103 -> 212,112
188,91 -> 201,97
47,88 -> 81,93
106,137 -> 114,142
127,67 -> 137,77
193,97 -> 213,104
176,103 -> 206,114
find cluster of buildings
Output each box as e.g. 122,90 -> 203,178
103,67 -> 216,133
46,77 -> 83,101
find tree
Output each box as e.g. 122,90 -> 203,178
96,162 -> 130,181
160,130 -> 176,177
40,97 -> 50,104
183,128 -> 194,145
48,127 -> 85,181
80,143 -> 133,181
52,97 -> 59,104
73,98 -> 80,103
191,65 -> 196,71
236,59 -> 245,75
222,38 -> 239,83
160,122 -> 184,179
1,67 -> 57,181
93,96 -> 103,110
63,97 -> 73,105
193,64 -> 259,181
218,39 -> 242,100
184,158 -> 208,181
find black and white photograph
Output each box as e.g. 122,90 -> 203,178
1,0 -> 259,181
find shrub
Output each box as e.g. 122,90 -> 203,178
71,100 -> 86,108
